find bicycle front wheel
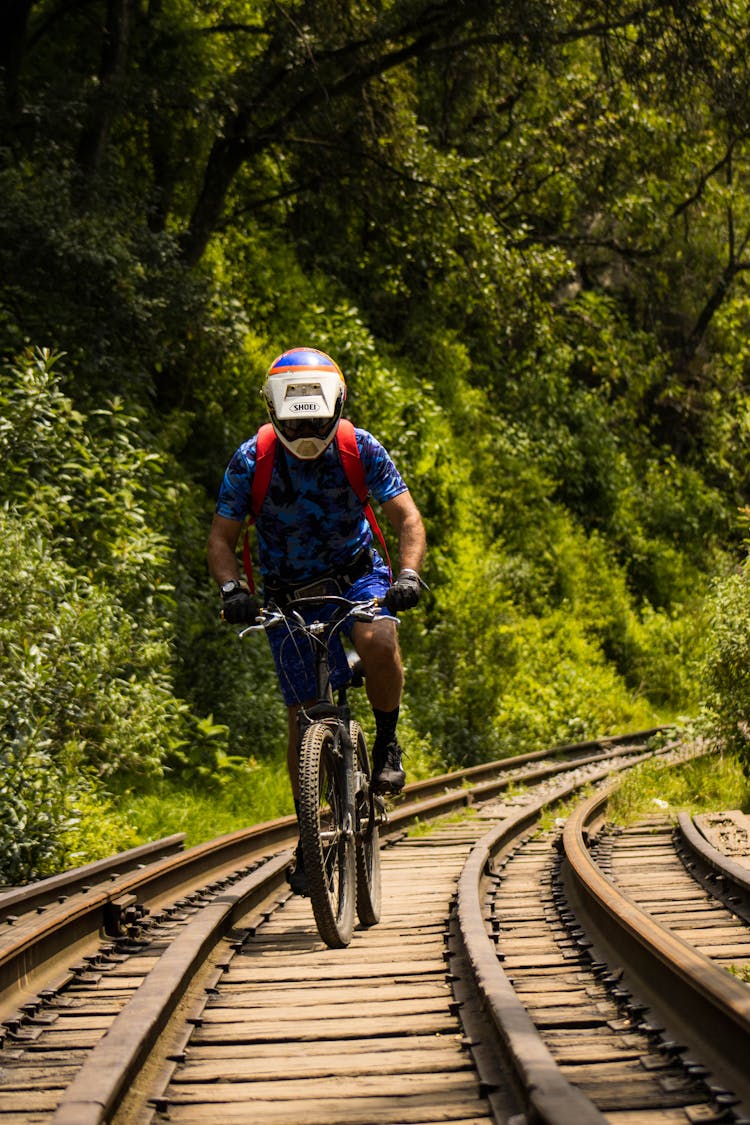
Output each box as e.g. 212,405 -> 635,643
299,721 -> 356,948
352,721 -> 382,927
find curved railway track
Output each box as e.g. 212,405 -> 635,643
2,728 -> 750,1124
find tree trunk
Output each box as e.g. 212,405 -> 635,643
75,0 -> 136,186
0,0 -> 34,115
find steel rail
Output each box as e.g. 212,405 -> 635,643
454,745 -> 666,1125
400,726 -> 665,803
676,809 -> 750,923
4,725 -> 663,922
0,834 -> 185,924
0,730 -> 663,1027
52,851 -> 293,1125
562,785 -> 750,1114
49,740 -> 659,1125
0,816 -> 299,1021
0,730 -> 664,1123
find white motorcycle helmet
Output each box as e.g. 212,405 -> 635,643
262,347 -> 347,460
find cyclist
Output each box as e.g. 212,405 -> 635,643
207,346 -> 426,894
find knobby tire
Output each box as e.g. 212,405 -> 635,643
299,721 -> 356,948
351,721 -> 382,927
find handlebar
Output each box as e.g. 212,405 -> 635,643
237,594 -> 384,639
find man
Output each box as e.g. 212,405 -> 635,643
207,346 -> 426,893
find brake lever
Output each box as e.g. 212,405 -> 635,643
238,620 -> 265,638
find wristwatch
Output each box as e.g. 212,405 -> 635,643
220,579 -> 242,597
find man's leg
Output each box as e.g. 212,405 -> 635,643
352,618 -> 406,793
352,617 -> 403,708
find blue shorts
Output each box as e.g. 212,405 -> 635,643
265,553 -> 394,705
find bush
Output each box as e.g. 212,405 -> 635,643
0,508 -> 180,879
699,556 -> 750,775
0,350 -> 237,878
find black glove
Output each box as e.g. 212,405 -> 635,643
221,585 -> 260,624
384,569 -> 422,613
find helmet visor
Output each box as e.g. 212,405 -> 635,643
277,416 -> 338,440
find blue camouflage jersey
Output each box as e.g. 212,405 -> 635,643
215,427 -> 407,584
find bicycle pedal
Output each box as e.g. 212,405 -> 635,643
373,794 -> 389,823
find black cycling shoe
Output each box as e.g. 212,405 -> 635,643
287,843 -> 309,896
372,739 -> 406,795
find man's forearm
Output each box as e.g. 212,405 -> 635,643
207,515 -> 244,586
397,512 -> 426,575
208,545 -> 240,585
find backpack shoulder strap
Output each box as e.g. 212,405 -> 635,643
336,420 -> 392,579
335,419 -> 368,502
250,423 -> 277,520
242,424 -> 276,592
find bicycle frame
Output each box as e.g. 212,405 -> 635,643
239,594 -> 384,946
289,598 -> 374,845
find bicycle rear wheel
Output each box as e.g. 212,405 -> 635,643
352,721 -> 382,927
299,721 -> 356,948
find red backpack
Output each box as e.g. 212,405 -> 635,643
242,419 -> 392,593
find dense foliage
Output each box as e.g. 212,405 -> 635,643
3,0 -> 750,875
699,516 -> 750,776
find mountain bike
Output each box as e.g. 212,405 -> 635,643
240,595 -> 384,948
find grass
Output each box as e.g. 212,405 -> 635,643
607,750 -> 750,828
111,752 -> 293,849
405,807 -> 479,837
536,785 -> 594,833
72,741 -> 750,865
109,709 -> 445,852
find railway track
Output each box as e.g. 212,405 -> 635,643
2,728 -> 750,1124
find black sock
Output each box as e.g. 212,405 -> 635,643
373,706 -> 399,747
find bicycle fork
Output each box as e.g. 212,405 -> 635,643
337,713 -> 356,842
